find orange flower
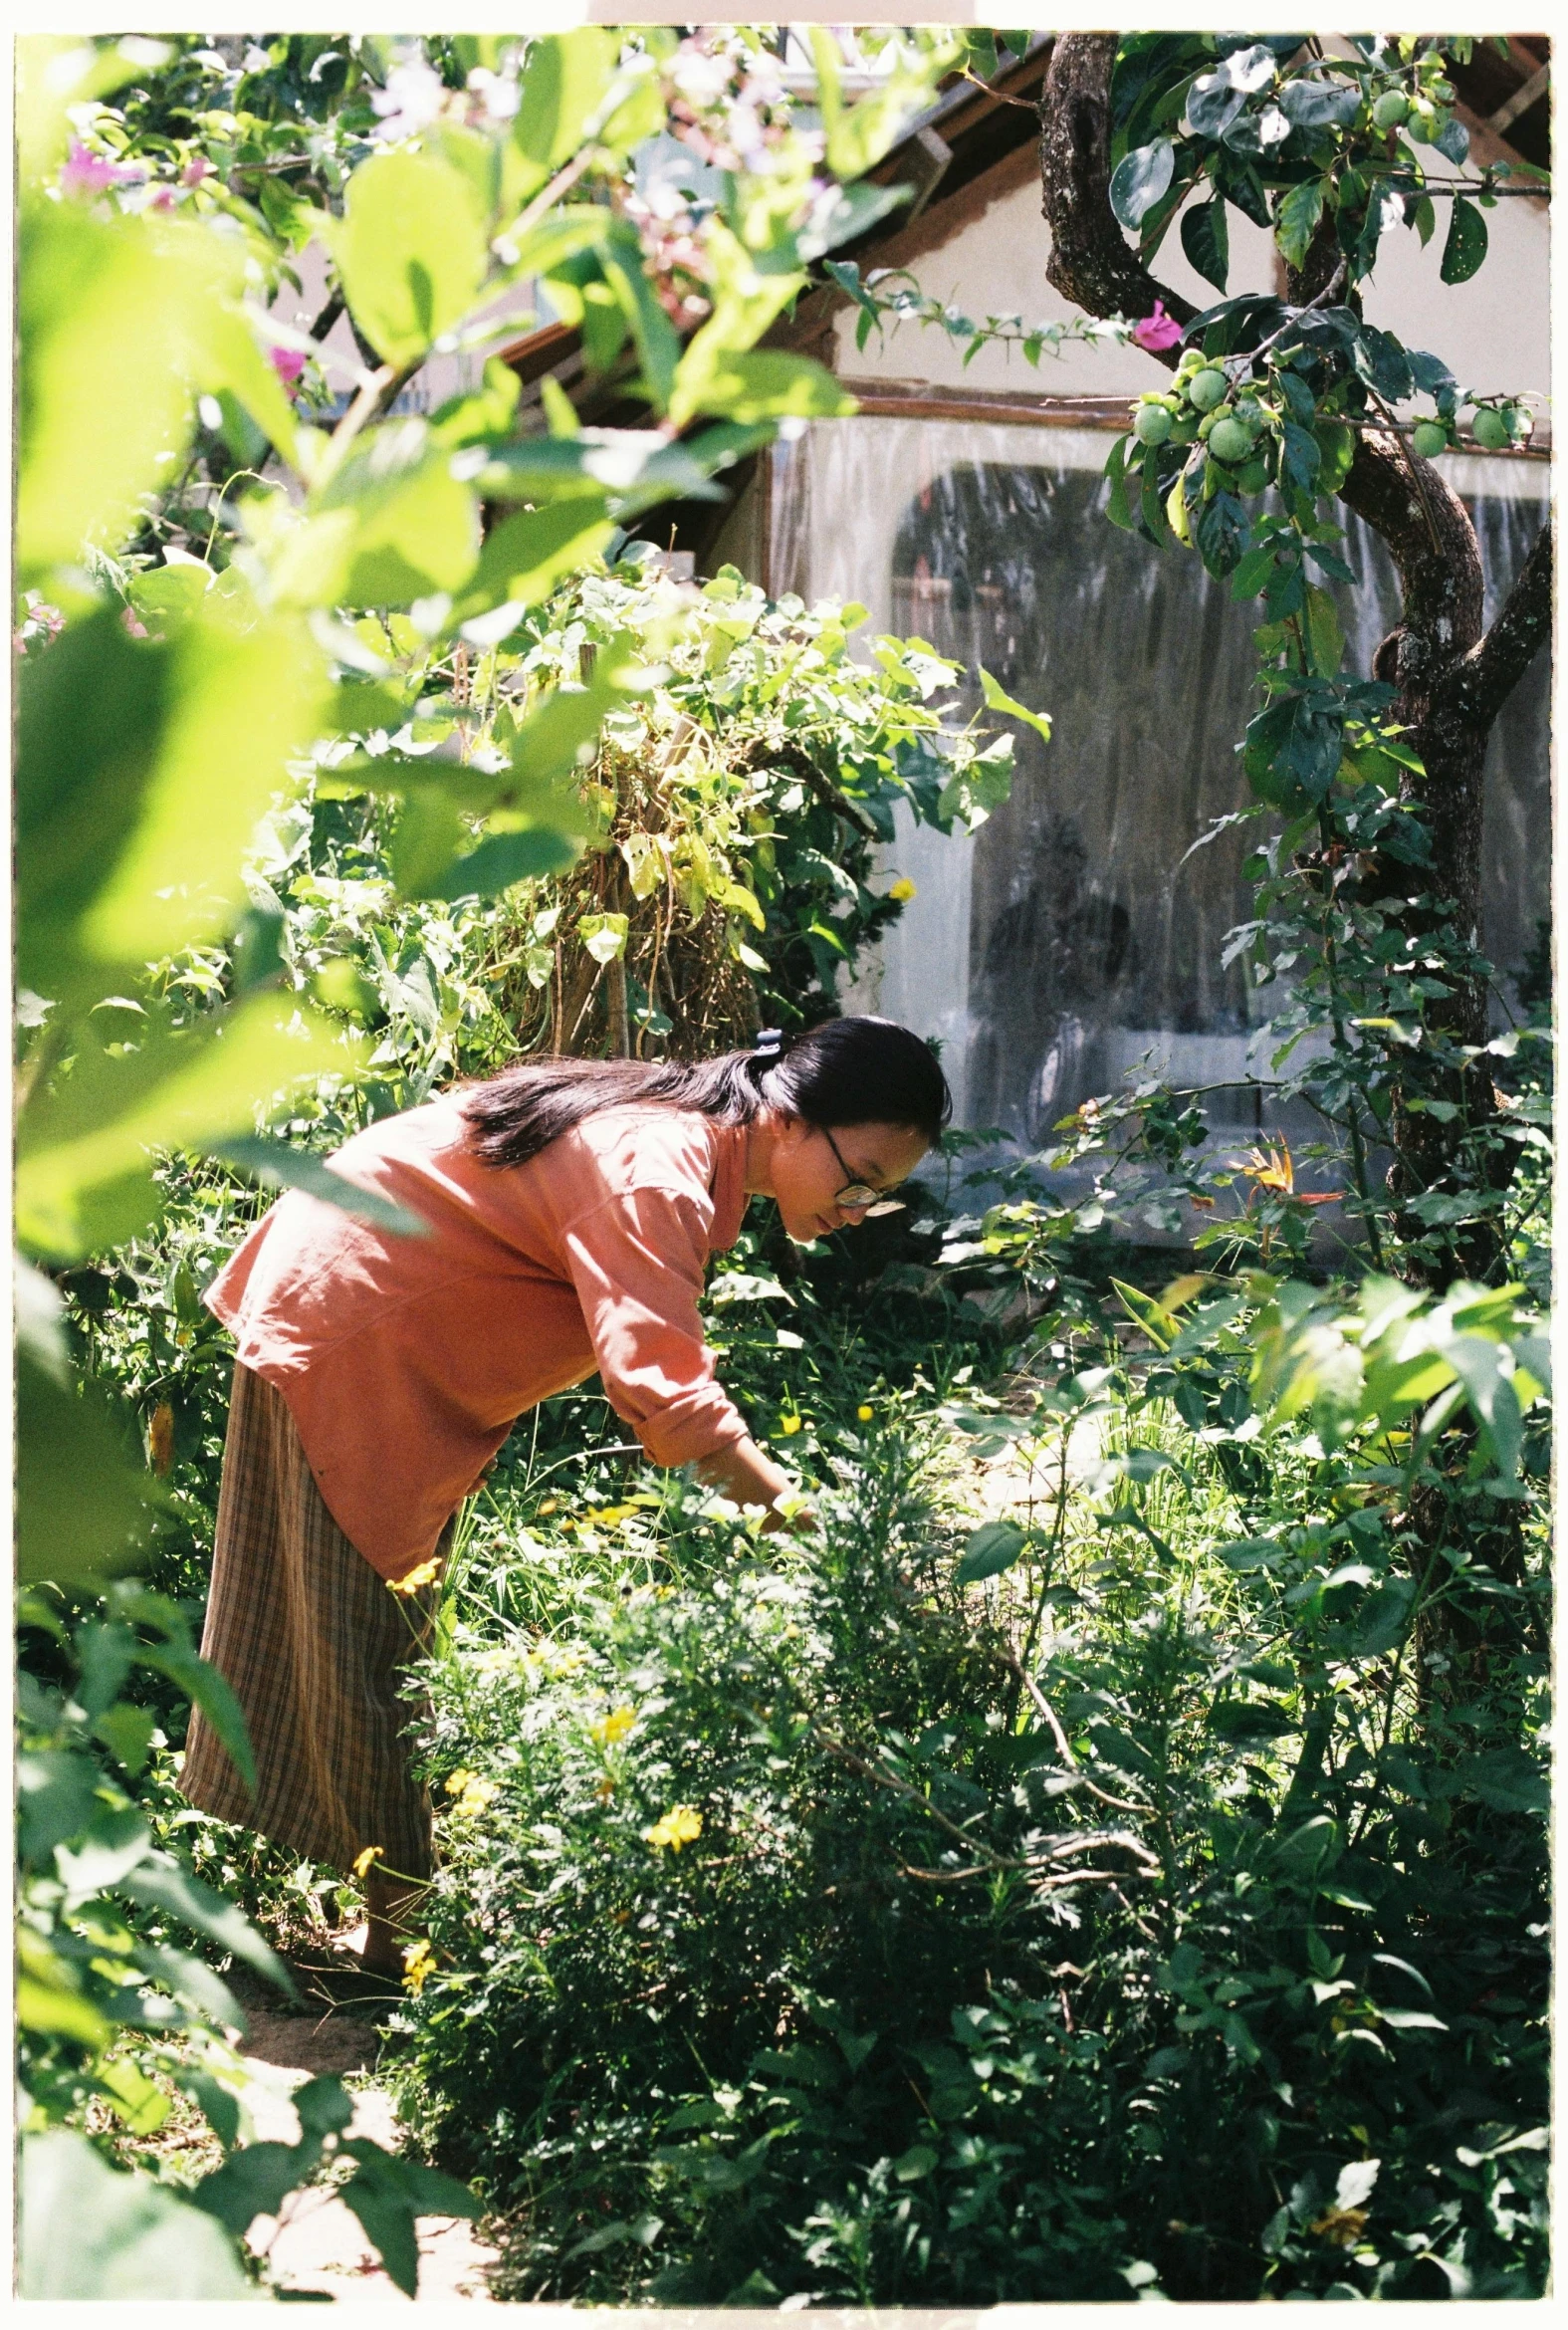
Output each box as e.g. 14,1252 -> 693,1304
1238,1142 -> 1343,1206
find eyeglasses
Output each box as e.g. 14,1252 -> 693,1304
820,1124 -> 906,1217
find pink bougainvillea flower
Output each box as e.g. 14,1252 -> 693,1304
61,138 -> 142,197
149,186 -> 176,211
181,154 -> 215,187
268,345 -> 309,386
1131,301 -> 1184,353
121,607 -> 149,640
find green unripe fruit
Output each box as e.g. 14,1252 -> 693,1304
1134,401 -> 1174,446
1188,367 -> 1229,412
1470,407 -> 1509,451
1409,99 -> 1438,137
1237,457 -> 1270,494
1207,416 -> 1252,466
1503,403 -> 1534,440
1169,416 -> 1200,446
1371,90 -> 1410,129
1411,420 -> 1449,460
1232,401 -> 1264,435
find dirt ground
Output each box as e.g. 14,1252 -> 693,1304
231,1956 -> 500,2303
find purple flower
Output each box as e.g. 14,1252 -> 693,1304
269,345 -> 309,386
181,154 -> 215,188
1131,301 -> 1184,353
60,138 -> 142,198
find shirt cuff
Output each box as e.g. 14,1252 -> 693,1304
633,1392 -> 751,1470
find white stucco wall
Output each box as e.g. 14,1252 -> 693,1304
835,167 -> 1550,409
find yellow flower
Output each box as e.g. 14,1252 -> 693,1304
537,1497 -> 559,1515
856,1404 -> 874,1422
780,1414 -> 802,1437
644,1804 -> 703,1853
402,1938 -> 434,1995
351,1845 -> 382,1879
586,1504 -> 639,1526
444,1768 -> 499,1819
590,1706 -> 636,1747
888,876 -> 917,902
389,1556 -> 442,1595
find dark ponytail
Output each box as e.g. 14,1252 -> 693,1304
461,1017 -> 951,1171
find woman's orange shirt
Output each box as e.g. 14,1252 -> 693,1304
204,1094 -> 753,1579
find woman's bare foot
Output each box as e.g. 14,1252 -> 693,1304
362,1872 -> 424,1979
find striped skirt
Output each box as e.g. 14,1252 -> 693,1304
180,1362 -> 445,1881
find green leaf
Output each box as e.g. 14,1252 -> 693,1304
1304,583 -> 1344,677
16,1354 -> 162,1584
680,346 -> 858,432
330,149 -> 492,365
600,222 -> 683,412
213,1135 -> 433,1240
1181,196 -> 1231,293
955,1519 -> 1029,1585
98,2055 -> 173,2136
1208,1698 -> 1297,1742
979,665 -> 1052,743
16,996 -> 365,1261
1111,1278 -> 1181,1350
1440,197 -> 1488,286
1449,1747 -> 1547,1816
16,604 -> 331,1013
454,498 -> 615,635
117,1854 -> 293,1991
134,1942 -> 246,2035
299,423 -> 482,608
1110,138 -> 1176,230
1275,178 -> 1325,272
513,28 -> 618,178
18,202 -> 198,577
180,2071 -> 243,2150
1195,488 -> 1249,578
17,1748 -> 108,1864
20,2132 -> 258,2299
56,1805 -> 154,1902
135,1637 -> 256,1793
93,1702 -> 158,1779
192,2139 -> 322,2239
337,2141 -> 482,2300
1348,1578 -> 1417,1657
413,824 -> 582,904
1439,1331 -> 1522,1475
1312,419 -> 1357,493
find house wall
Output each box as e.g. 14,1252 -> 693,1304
832,166 -> 1550,410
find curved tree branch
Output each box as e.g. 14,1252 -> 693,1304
1434,516 -> 1553,733
1037,33 -> 1197,356
1034,31 -> 1544,1264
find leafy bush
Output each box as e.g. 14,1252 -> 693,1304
385,1267 -> 1548,2301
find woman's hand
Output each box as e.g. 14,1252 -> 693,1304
695,1434 -> 814,1533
